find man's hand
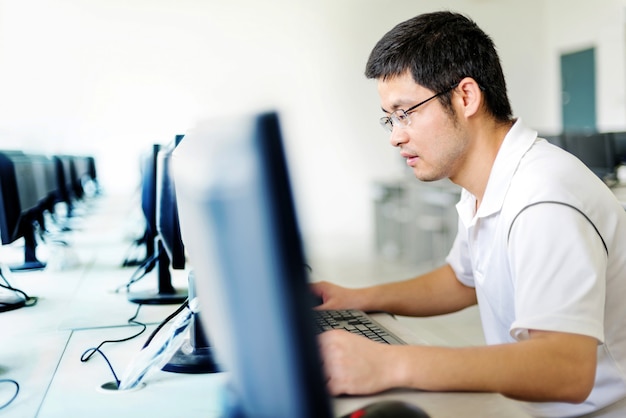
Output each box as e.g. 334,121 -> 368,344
310,281 -> 367,311
318,327 -> 598,402
318,329 -> 398,395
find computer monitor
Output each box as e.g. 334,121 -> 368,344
0,151 -> 28,311
174,111 -> 332,417
156,137 -> 185,270
541,133 -> 566,150
121,148 -> 159,268
53,155 -> 78,218
72,155 -> 99,198
127,142 -> 187,305
156,134 -> 217,374
563,132 -> 617,180
27,154 -> 59,235
0,151 -> 52,272
69,156 -> 86,200
610,131 -> 626,166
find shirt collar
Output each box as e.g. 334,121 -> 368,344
456,118 -> 538,227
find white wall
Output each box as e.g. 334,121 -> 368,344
0,0 -> 624,260
542,0 -> 626,133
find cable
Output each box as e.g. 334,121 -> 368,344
81,304 -> 147,361
118,299 -> 195,390
114,251 -> 159,294
0,282 -> 37,307
80,304 -> 147,386
0,379 -> 19,410
121,230 -> 149,267
79,300 -> 189,389
141,298 -> 189,349
0,268 -> 38,308
81,348 -> 122,388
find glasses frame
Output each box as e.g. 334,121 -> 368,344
379,83 -> 459,133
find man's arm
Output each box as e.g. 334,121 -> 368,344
311,264 -> 477,317
319,328 -> 597,403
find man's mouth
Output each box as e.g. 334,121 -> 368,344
401,152 -> 419,166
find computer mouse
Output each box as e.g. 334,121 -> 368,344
340,400 -> 431,418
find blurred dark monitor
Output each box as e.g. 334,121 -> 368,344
30,155 -> 58,209
127,142 -> 187,305
72,155 -> 98,198
142,145 -> 159,251
541,133 -> 566,149
156,135 -> 185,270
53,155 -> 78,217
159,134 -> 219,374
0,151 -> 51,272
610,131 -> 626,166
174,112 -> 331,418
26,154 -> 58,230
67,156 -> 83,200
563,132 -> 616,180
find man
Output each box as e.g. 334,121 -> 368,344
312,11 -> 626,417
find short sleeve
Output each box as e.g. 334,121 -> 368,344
507,202 -> 607,343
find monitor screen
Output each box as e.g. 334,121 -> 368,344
141,145 -> 160,243
53,155 -> 77,216
156,137 -> 185,270
0,151 -> 50,271
563,132 -> 617,180
610,131 -> 626,166
71,155 -> 97,199
0,151 -> 25,245
541,133 -> 566,149
12,155 -> 41,215
127,143 -> 187,305
173,111 -> 332,418
28,154 -> 58,213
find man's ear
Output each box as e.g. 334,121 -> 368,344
455,77 -> 483,118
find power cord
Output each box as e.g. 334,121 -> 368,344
0,267 -> 38,309
80,303 -> 148,387
0,379 -> 19,410
80,299 -> 189,388
141,299 -> 189,349
121,231 -> 150,267
114,251 -> 159,294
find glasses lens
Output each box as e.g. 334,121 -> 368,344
379,117 -> 393,132
392,110 -> 410,127
379,110 -> 412,133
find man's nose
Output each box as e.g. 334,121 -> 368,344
390,126 -> 409,147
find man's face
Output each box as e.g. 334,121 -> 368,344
377,72 -> 468,182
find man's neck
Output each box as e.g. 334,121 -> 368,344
450,119 -> 515,209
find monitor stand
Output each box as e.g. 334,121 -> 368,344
162,271 -> 219,374
161,311 -> 219,374
127,240 -> 187,305
10,222 -> 46,272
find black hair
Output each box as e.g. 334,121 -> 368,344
365,11 -> 513,122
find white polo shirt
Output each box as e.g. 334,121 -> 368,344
446,119 -> 626,417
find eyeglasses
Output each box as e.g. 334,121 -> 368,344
379,83 -> 459,133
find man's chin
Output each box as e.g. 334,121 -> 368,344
413,170 -> 442,183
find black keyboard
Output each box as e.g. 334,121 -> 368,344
313,309 -> 405,345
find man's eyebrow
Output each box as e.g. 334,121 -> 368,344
381,101 -> 405,114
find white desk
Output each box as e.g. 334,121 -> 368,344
0,194 -> 531,418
